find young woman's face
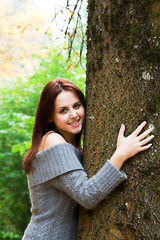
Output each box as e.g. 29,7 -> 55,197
52,91 -> 85,143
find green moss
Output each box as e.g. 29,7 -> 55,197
91,25 -> 103,42
119,205 -> 127,212
140,187 -> 146,196
88,0 -> 95,13
147,100 -> 158,113
147,88 -> 160,113
101,0 -> 160,64
95,15 -> 99,22
99,45 -> 103,54
101,13 -> 108,31
97,56 -> 103,69
106,42 -> 109,50
144,211 -> 151,219
89,60 -> 96,72
123,24 -> 142,36
142,44 -> 160,65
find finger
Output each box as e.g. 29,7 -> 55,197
138,128 -> 153,140
118,124 -> 125,138
132,121 -> 147,136
140,135 -> 154,146
139,143 -> 152,151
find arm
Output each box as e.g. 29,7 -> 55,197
52,160 -> 127,210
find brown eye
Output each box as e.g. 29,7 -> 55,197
74,103 -> 81,109
60,109 -> 67,114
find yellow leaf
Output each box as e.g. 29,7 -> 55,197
21,26 -> 27,33
67,64 -> 72,71
5,55 -> 14,60
77,30 -> 81,40
75,51 -> 79,56
73,64 -> 76,69
70,29 -> 76,39
67,8 -> 73,15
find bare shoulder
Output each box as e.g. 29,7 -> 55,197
40,133 -> 66,152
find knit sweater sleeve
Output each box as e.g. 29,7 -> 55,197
52,160 -> 127,210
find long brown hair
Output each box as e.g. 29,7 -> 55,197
23,78 -> 85,174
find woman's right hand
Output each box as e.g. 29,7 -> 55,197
109,121 -> 154,169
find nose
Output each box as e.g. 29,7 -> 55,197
70,108 -> 77,119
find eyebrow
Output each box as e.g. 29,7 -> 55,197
57,106 -> 67,110
57,101 -> 80,110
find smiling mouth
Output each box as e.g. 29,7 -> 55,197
68,120 -> 80,125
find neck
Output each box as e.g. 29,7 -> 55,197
65,135 -> 76,146
55,128 -> 76,146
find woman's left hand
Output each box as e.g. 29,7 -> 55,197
109,121 -> 154,169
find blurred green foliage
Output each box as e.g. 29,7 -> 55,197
0,46 -> 86,239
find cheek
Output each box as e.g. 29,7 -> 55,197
54,114 -> 69,124
79,108 -> 85,119
52,114 -> 61,125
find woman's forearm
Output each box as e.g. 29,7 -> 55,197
109,149 -> 125,170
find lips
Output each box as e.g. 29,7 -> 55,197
68,119 -> 80,125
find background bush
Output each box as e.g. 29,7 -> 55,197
0,47 -> 85,239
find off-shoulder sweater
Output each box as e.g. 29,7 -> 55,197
22,143 -> 127,240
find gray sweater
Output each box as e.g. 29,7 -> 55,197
22,143 -> 127,240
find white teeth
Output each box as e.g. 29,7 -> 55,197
69,120 -> 79,125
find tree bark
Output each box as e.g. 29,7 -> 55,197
77,0 -> 160,239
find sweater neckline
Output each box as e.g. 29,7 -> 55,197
36,142 -> 82,157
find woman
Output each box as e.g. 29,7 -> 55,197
22,78 -> 154,239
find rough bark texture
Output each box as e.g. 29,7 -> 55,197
77,0 -> 160,239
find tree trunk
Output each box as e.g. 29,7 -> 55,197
77,0 -> 160,239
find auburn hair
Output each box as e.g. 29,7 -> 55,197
23,78 -> 85,174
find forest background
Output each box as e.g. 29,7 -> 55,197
0,0 -> 87,239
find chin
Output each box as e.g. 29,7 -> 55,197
71,127 -> 82,135
72,129 -> 81,135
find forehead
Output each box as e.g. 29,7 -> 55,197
55,91 -> 80,108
